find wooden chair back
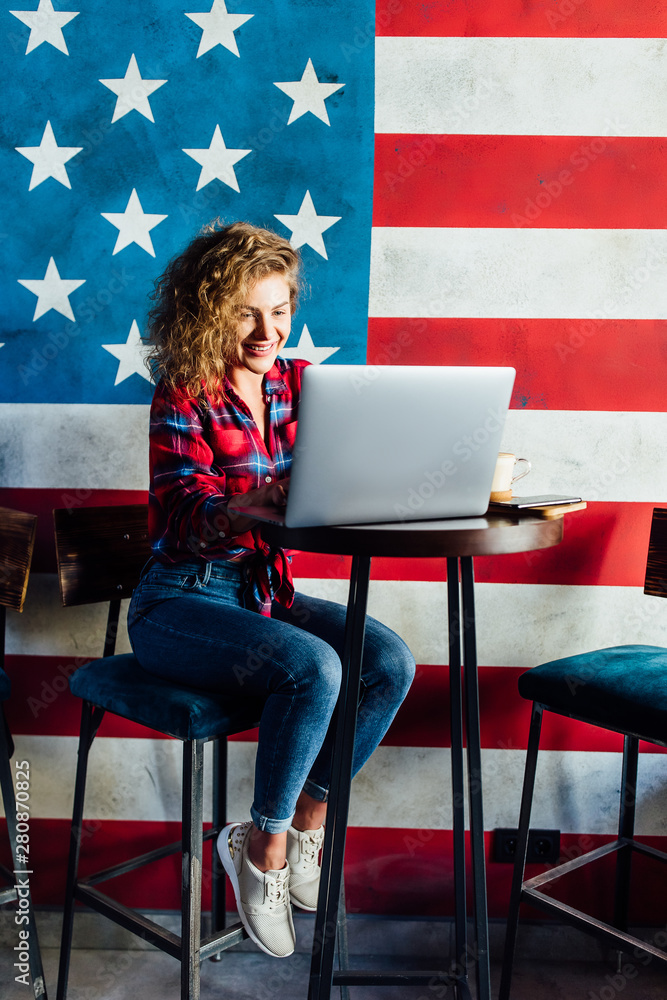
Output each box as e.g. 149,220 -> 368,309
644,507 -> 667,600
54,504 -> 150,607
0,506 -> 37,614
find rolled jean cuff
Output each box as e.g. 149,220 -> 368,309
250,804 -> 295,834
303,778 -> 329,803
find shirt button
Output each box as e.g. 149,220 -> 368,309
265,475 -> 272,483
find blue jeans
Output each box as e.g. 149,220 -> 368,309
127,558 -> 415,833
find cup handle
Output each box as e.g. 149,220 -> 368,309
511,458 -> 531,484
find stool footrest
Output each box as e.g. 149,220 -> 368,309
521,887 -> 667,963
76,884 -> 182,958
75,884 -> 246,960
0,884 -> 18,906
523,837 -> 667,893
518,837 -> 667,965
332,970 -> 471,988
200,924 -> 246,960
79,826 -> 220,887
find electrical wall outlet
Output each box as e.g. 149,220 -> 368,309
493,828 -> 560,864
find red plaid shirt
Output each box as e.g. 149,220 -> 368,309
148,357 -> 309,615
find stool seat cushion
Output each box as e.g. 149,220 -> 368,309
69,653 -> 263,741
0,668 -> 10,701
518,644 -> 667,746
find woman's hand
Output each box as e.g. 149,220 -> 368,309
226,478 -> 289,532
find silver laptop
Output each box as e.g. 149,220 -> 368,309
241,364 -> 515,528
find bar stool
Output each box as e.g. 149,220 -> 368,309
53,504 -> 265,1000
499,506 -> 667,999
0,505 -> 48,998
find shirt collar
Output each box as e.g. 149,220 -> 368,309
263,360 -> 289,396
220,360 -> 290,404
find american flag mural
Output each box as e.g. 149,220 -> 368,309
2,0 -> 667,926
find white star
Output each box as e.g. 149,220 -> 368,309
183,125 -> 251,192
274,190 -> 340,259
274,59 -> 344,126
279,324 -> 340,365
99,54 -> 167,124
10,0 -> 78,55
103,320 -> 151,386
185,0 -> 253,58
15,120 -> 83,191
18,257 -> 85,321
101,189 -> 167,257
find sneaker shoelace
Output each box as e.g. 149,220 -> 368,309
300,830 -> 324,872
265,870 -> 288,907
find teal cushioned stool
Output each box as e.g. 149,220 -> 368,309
68,653 -> 264,741
519,644 -> 667,746
53,505 -> 263,1000
499,508 -> 667,1000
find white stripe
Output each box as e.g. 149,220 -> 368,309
501,410 -> 667,503
296,579 -> 667,669
8,737 -> 666,836
375,36 -> 667,136
369,227 -> 667,320
7,574 -> 132,657
1,406 -> 666,502
0,403 -> 149,489
12,574 -> 667,668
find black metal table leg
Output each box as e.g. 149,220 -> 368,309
460,557 -> 491,1000
307,552 -> 493,1000
309,554 -> 372,1000
447,557 -> 468,984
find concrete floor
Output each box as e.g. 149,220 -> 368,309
2,912 -> 666,999
6,949 -> 667,1000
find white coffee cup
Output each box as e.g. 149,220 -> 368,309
490,452 -> 531,502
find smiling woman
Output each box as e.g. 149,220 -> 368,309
231,272 -> 293,446
126,219 -> 416,960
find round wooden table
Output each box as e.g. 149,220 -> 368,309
261,514 -> 563,1000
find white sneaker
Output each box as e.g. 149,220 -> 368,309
286,824 -> 324,912
217,821 -> 295,958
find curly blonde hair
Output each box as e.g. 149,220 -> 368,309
146,220 -> 302,401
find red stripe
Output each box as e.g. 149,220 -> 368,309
367,318 -> 667,413
4,490 -> 656,586
376,0 -> 667,38
11,818 -> 666,919
0,488 -> 148,572
374,134 -> 667,230
7,657 -> 664,755
387,664 -> 666,753
294,504 -> 655,588
349,828 -> 667,920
